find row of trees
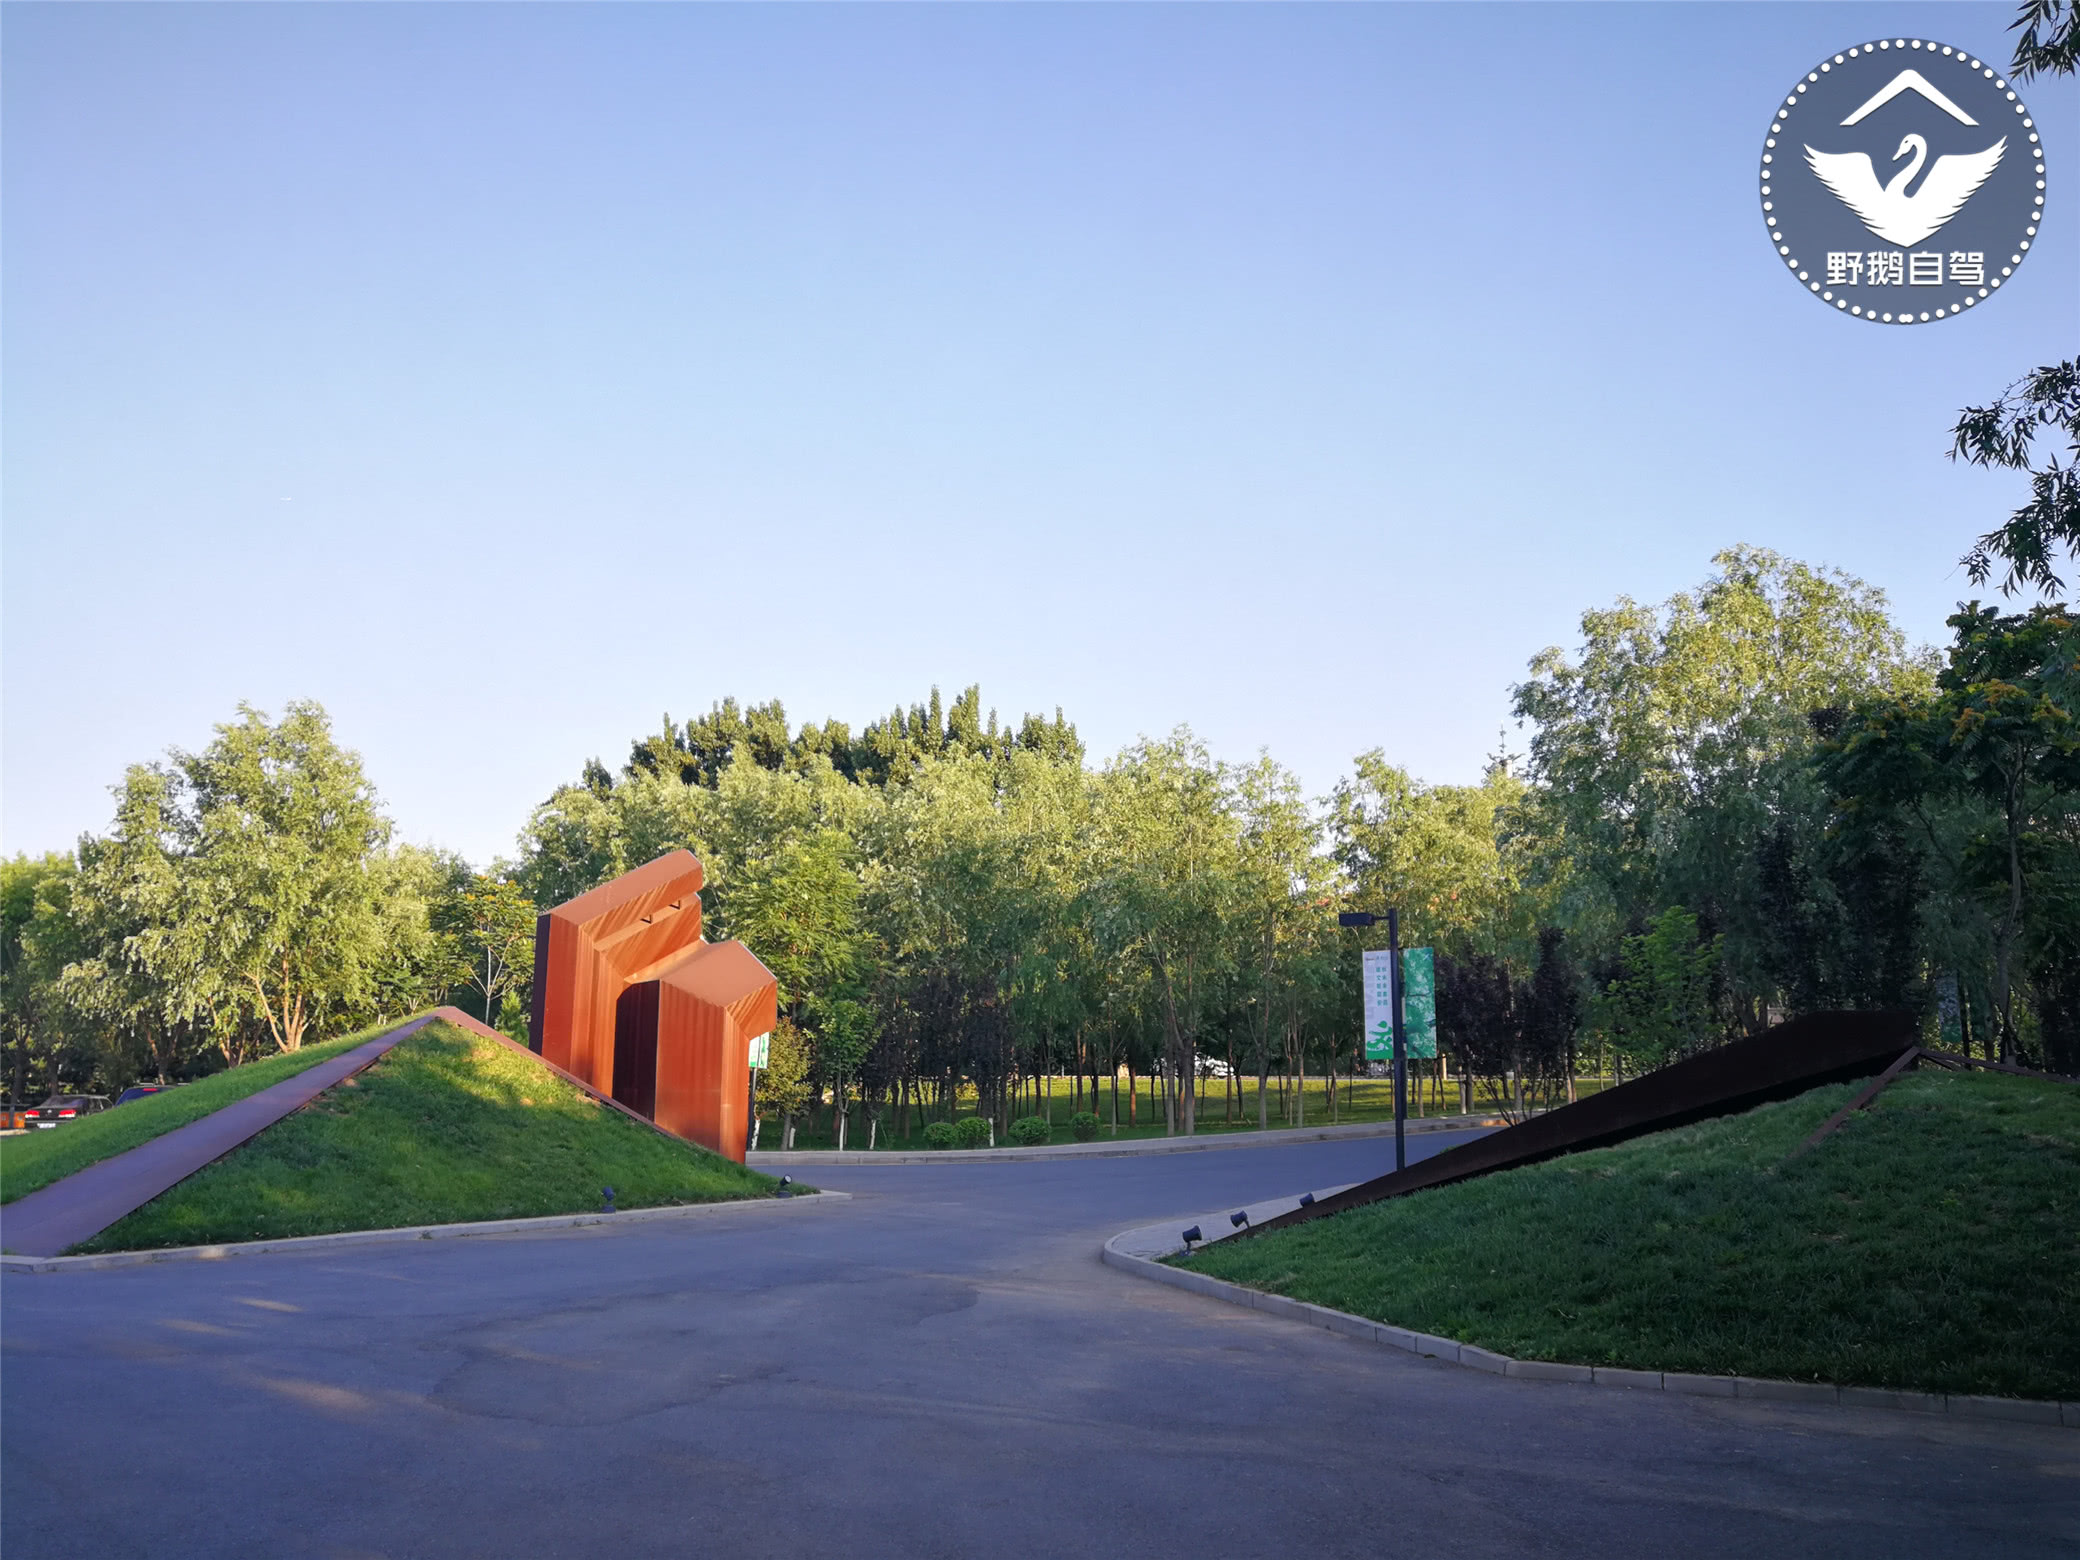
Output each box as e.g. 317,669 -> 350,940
5,547 -> 2074,1121
0,702 -> 537,1103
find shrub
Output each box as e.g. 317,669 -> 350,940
953,1116 -> 993,1149
922,1120 -> 958,1150
1008,1115 -> 1051,1147
1069,1111 -> 1100,1142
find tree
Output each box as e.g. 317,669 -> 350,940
1954,362 -> 2080,595
433,874 -> 538,1033
2010,0 -> 2080,77
1949,3 -> 2079,593
1331,750 -> 1539,965
1512,546 -> 1932,1028
134,702 -> 399,1052
1,853 -> 79,1100
756,1017 -> 814,1149
1820,606 -> 2080,1057
1590,907 -> 1724,1075
1091,733 -> 1244,1136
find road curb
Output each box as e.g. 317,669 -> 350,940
751,1115 -> 1501,1167
0,1190 -> 849,1272
1099,1227 -> 2075,1429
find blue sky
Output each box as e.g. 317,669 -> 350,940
4,3 -> 2074,867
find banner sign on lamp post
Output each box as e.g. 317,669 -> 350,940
1363,948 -> 1438,1064
1362,950 -> 1396,1062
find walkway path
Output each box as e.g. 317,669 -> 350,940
1,1015 -> 442,1258
4,1131 -> 2068,1558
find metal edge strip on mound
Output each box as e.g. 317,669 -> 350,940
1099,1228 -> 2078,1430
0,1190 -> 850,1273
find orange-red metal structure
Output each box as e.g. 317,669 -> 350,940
528,850 -> 777,1162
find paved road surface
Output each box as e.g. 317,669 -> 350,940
4,1132 -> 2072,1558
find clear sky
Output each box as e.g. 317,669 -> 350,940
4,3 -> 2074,868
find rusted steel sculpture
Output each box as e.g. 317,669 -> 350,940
1244,1008 -> 1920,1240
529,851 -> 777,1163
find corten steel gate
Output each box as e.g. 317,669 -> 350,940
1243,1009 -> 1920,1240
529,851 -> 778,1163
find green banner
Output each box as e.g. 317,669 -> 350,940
1362,947 -> 1437,1063
1402,947 -> 1437,1060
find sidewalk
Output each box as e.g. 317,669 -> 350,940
1,1014 -> 438,1259
749,1112 -> 1501,1167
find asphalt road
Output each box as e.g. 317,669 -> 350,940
4,1131 -> 2073,1559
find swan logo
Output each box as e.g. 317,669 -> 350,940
1761,39 -> 2045,324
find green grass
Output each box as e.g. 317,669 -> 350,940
0,1020 -> 411,1204
761,1073 -> 1569,1151
74,1021 -> 780,1254
1176,1070 -> 2080,1401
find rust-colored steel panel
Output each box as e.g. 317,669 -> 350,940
529,851 -> 777,1161
1244,1009 -> 1919,1241
617,941 -> 778,1163
528,851 -> 704,1091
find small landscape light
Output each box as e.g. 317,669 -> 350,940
602,1185 -> 615,1213
1298,1192 -> 1315,1208
1180,1225 -> 1202,1248
778,1175 -> 794,1198
1230,1210 -> 1249,1229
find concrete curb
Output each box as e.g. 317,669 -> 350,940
1099,1228 -> 2077,1430
0,1190 -> 849,1273
751,1114 -> 1501,1167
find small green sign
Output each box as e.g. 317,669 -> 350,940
747,1031 -> 771,1069
1401,948 -> 1436,1060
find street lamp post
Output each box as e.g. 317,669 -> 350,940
1338,908 -> 1408,1172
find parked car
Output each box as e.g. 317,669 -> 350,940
29,1094 -> 112,1128
113,1084 -> 171,1106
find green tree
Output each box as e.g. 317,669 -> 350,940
1,853 -> 79,1100
1590,907 -> 1723,1074
433,873 -> 538,1032
1820,606 -> 2080,1057
126,701 -> 400,1052
1512,546 -> 1932,1027
1092,733 -> 1244,1136
1954,362 -> 2080,595
755,1017 -> 814,1149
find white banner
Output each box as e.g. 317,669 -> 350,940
1361,949 -> 1396,1062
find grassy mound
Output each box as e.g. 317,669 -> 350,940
1,1021 -> 407,1205
75,1021 -> 779,1253
1176,1070 -> 2079,1401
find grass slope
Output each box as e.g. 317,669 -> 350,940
0,1021 -> 407,1205
1177,1070 -> 2079,1401
76,1021 -> 779,1253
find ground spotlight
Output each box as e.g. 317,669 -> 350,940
1180,1225 -> 1202,1248
778,1175 -> 794,1198
1298,1192 -> 1315,1208
602,1185 -> 616,1213
1230,1210 -> 1249,1229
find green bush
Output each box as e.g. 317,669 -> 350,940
1008,1115 -> 1051,1147
953,1116 -> 993,1149
1069,1111 -> 1100,1142
923,1120 -> 958,1150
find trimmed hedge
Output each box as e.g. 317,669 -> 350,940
953,1116 -> 992,1149
923,1120 -> 958,1150
1070,1111 -> 1100,1142
1008,1115 -> 1051,1147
